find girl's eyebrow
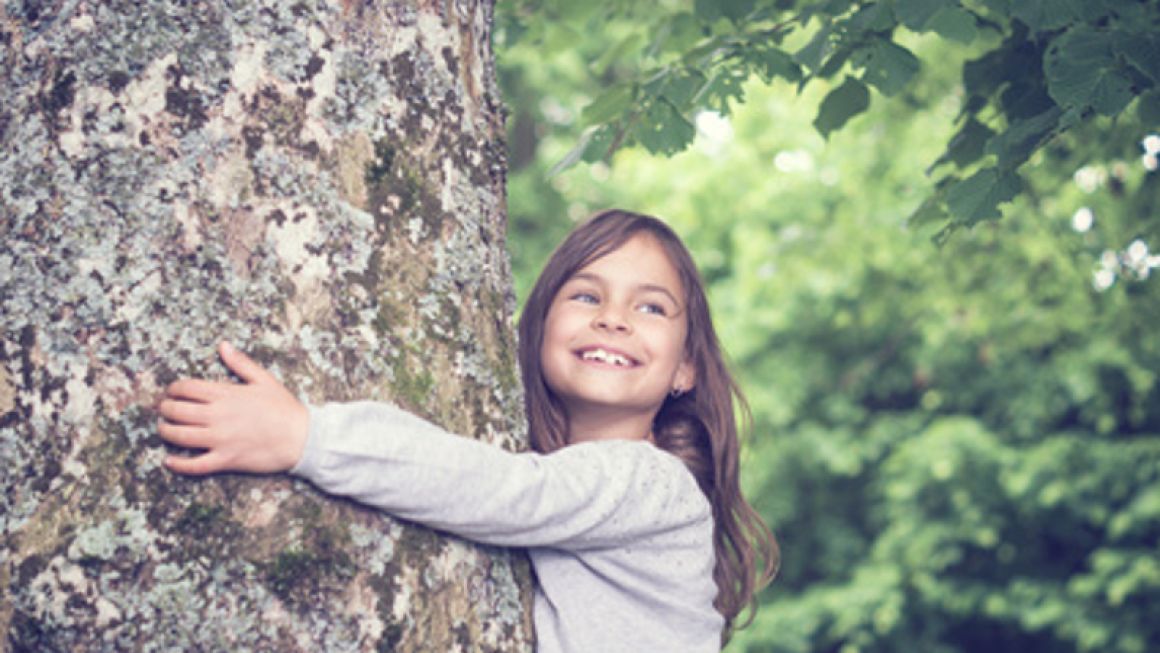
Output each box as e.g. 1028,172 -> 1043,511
569,271 -> 683,307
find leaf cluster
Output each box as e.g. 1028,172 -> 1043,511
499,0 -> 1160,237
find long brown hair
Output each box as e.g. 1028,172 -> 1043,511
517,209 -> 779,637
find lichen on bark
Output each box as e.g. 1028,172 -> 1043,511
1,1 -> 531,651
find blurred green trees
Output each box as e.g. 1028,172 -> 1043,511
496,1 -> 1160,651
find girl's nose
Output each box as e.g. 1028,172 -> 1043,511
592,306 -> 631,333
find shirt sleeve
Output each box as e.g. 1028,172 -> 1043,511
290,401 -> 711,550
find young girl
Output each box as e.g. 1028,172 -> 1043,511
157,209 -> 778,651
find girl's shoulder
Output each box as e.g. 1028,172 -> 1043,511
552,437 -> 687,471
546,438 -> 711,516
557,437 -> 695,473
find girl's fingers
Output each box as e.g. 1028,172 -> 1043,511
157,420 -> 212,449
157,398 -> 209,425
165,450 -> 227,476
219,341 -> 272,384
165,378 -> 226,402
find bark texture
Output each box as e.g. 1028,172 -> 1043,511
0,1 -> 533,651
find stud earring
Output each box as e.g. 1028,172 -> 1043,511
669,387 -> 684,398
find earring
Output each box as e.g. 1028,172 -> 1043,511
669,387 -> 684,398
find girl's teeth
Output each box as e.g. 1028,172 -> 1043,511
583,349 -> 629,366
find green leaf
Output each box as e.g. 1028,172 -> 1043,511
799,0 -> 854,23
1115,31 -> 1160,84
1011,0 -> 1084,31
580,84 -> 636,127
848,3 -> 895,31
698,67 -> 748,114
1011,73 -> 1058,114
1058,106 -> 1084,130
548,124 -> 616,177
931,117 -> 995,170
1045,27 -> 1135,116
813,76 -> 870,138
682,36 -> 731,69
822,0 -> 855,13
1104,0 -> 1156,23
652,12 -> 705,56
749,46 -> 803,84
817,44 -> 853,79
985,107 -> 1061,167
593,32 -> 645,75
654,69 -> 708,110
632,98 -> 696,155
945,168 -> 1022,225
928,7 -> 977,44
999,79 -> 1055,120
579,124 -> 617,163
859,40 -> 920,97
962,48 -> 1008,99
906,195 -> 950,228
580,124 -> 617,162
1137,89 -> 1160,125
795,24 -> 834,72
720,0 -> 757,24
893,0 -> 949,31
693,0 -> 722,23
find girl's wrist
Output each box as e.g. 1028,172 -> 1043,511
284,400 -> 311,472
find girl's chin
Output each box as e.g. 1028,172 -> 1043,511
559,395 -> 667,417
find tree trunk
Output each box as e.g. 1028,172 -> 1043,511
0,1 -> 532,651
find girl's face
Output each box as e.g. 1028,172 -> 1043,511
540,233 -> 695,440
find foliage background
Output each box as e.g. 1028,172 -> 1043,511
495,1 -> 1160,651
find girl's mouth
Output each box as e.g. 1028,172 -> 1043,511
577,347 -> 637,367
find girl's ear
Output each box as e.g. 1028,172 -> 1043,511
674,358 -> 696,394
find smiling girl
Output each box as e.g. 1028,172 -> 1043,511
157,209 -> 778,651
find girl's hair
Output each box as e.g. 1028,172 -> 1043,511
517,208 -> 779,637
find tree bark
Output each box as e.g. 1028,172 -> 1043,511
0,1 -> 532,651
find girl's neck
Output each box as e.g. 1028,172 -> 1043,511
566,408 -> 657,445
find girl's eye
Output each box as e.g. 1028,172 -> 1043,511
638,302 -> 667,316
570,292 -> 599,304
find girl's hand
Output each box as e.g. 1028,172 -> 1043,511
157,341 -> 309,476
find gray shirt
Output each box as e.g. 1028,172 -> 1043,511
292,401 -> 724,652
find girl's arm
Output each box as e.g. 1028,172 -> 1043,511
157,343 -> 710,550
156,342 -> 309,475
294,400 -> 711,550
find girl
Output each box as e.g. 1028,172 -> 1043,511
157,209 -> 778,651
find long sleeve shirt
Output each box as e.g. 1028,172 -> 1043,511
291,401 -> 724,652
